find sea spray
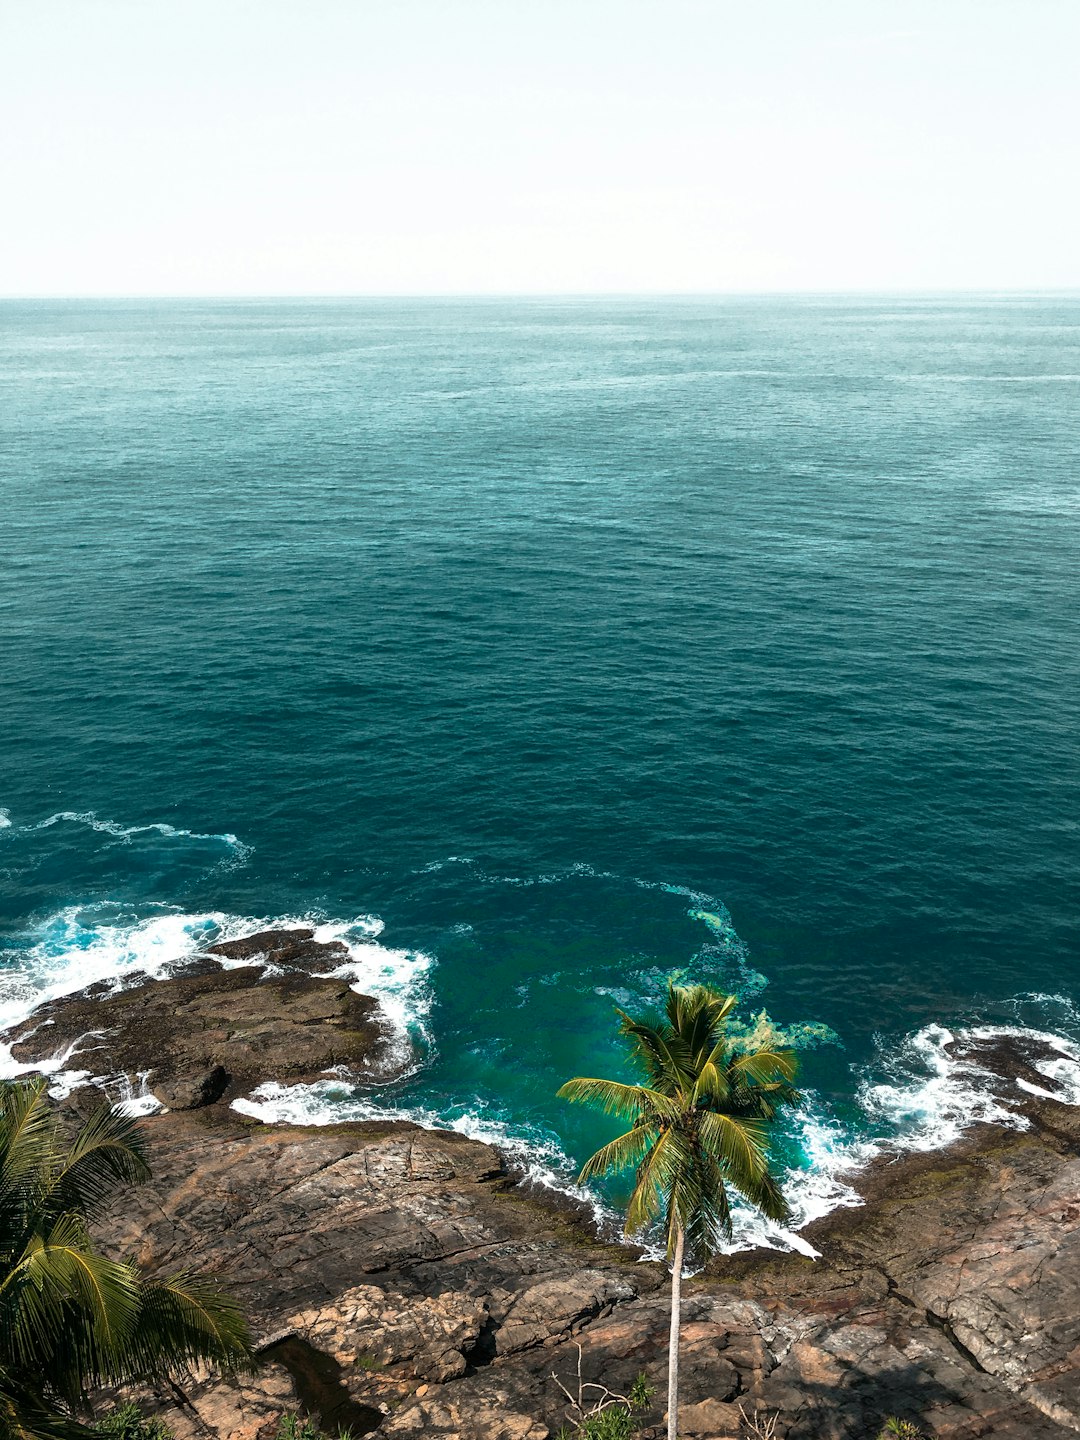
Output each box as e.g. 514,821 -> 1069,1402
857,1021 -> 1080,1149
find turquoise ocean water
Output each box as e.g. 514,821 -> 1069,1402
2,297 -> 1079,1247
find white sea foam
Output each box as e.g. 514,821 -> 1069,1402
33,810 -> 246,847
6,855 -> 1080,1262
300,917 -> 434,1062
227,1011 -> 1080,1263
968,1022 -> 1080,1105
721,1019 -> 1080,1257
0,909 -> 224,1040
25,811 -> 254,871
0,809 -> 11,830
708,1016 -> 1080,1258
856,1020 -> 1080,1151
229,1077 -> 866,1261
0,1025 -> 97,1101
709,1099 -> 876,1260
111,1072 -> 165,1118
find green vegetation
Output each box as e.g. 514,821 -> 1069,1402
878,1421 -> 925,1439
91,1403 -> 174,1440
550,1345 -> 654,1439
0,1077 -> 254,1440
275,1419 -> 324,1440
273,1416 -> 355,1440
559,983 -> 798,1440
554,1412 -> 634,1440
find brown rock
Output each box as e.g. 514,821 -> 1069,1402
152,1065 -> 230,1110
495,1272 -> 638,1354
7,950 -> 406,1105
205,927 -> 351,971
675,1396 -> 743,1435
63,1038 -> 1080,1440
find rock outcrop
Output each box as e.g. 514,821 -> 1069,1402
7,928 -> 404,1108
8,951 -> 1080,1439
93,1062 -> 1080,1440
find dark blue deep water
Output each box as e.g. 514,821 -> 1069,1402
2,297 -> 1079,1241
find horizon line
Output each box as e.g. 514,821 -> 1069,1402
3,286 -> 1080,304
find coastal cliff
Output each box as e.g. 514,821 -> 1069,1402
8,932 -> 1080,1440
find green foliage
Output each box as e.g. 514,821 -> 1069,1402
558,982 -> 800,1260
555,1411 -> 635,1440
274,1416 -> 358,1440
626,1372 -> 654,1412
91,1403 -> 175,1440
878,1421 -> 924,1439
549,1352 -> 654,1440
273,1416 -> 354,1440
0,1077 -> 255,1439
274,1418 -> 324,1440
559,984 -> 798,1440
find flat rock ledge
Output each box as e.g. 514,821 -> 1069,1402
6,927 -> 406,1108
80,1032 -> 1080,1440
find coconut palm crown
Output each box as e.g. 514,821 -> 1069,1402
0,1077 -> 254,1440
558,982 -> 800,1258
559,982 -> 800,1440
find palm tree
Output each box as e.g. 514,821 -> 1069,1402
0,1078 -> 254,1440
558,983 -> 799,1440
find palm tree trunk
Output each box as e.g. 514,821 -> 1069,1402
667,1222 -> 685,1440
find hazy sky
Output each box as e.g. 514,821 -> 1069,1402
2,0 -> 1078,295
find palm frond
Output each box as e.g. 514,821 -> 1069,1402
0,1081 -> 53,1168
665,985 -> 735,1053
679,1155 -> 733,1250
0,1082 -> 56,1233
624,1127 -> 677,1236
3,1216 -> 139,1376
120,1273 -> 255,1379
678,998 -> 719,1069
728,1047 -> 799,1087
690,1041 -> 732,1106
697,1111 -> 770,1191
0,1372 -> 95,1440
728,1164 -> 790,1225
38,1104 -> 151,1226
556,1078 -> 676,1123
618,1020 -> 695,1096
577,1123 -> 657,1183
558,981 -> 796,1264
0,1078 -> 255,1435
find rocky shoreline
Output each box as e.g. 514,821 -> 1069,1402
8,929 -> 1080,1440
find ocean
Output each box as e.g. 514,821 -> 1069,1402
2,295 -> 1079,1249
